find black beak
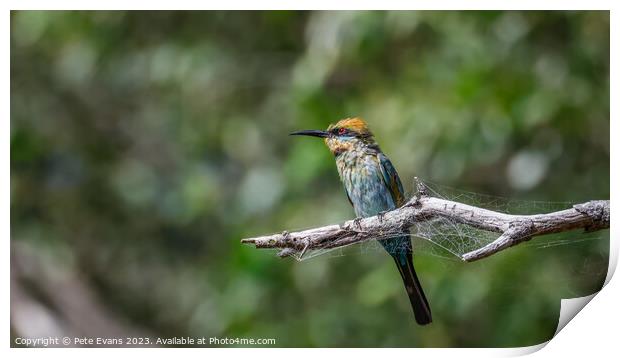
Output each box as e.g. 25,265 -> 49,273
289,129 -> 329,138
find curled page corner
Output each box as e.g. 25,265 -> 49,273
502,293 -> 599,356
554,293 -> 597,336
505,341 -> 548,356
532,229 -> 616,353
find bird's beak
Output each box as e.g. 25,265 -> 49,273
289,129 -> 329,138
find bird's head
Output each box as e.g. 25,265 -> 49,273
290,117 -> 376,156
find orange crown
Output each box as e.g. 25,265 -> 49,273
329,117 -> 372,135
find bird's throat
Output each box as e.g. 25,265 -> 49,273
325,139 -> 353,157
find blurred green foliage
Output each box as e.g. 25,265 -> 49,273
11,11 -> 609,347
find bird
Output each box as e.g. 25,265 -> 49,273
290,117 -> 432,325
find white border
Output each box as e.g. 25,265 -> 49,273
4,2 -> 617,357
0,0 -> 616,10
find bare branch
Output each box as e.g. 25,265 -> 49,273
240,193 -> 609,262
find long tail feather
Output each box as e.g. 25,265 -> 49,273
393,253 -> 432,325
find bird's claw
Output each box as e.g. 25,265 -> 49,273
353,217 -> 363,230
377,211 -> 388,223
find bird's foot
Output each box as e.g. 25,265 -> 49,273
353,217 -> 363,230
377,211 -> 388,223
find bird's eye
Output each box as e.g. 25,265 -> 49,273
338,128 -> 347,135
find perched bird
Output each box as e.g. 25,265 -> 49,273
291,117 -> 432,325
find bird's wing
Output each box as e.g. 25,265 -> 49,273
377,152 -> 406,207
344,186 -> 353,207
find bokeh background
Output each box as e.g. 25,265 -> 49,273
11,11 -> 610,347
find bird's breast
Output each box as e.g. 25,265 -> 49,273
335,152 -> 396,218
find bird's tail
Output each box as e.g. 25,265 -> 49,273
392,253 -> 432,325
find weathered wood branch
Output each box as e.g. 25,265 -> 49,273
240,187 -> 609,262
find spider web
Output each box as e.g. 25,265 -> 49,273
284,179 -> 606,262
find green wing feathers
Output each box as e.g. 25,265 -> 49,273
377,153 -> 406,207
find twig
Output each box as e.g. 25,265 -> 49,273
240,193 -> 609,262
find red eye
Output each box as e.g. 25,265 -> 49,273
338,128 -> 347,135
